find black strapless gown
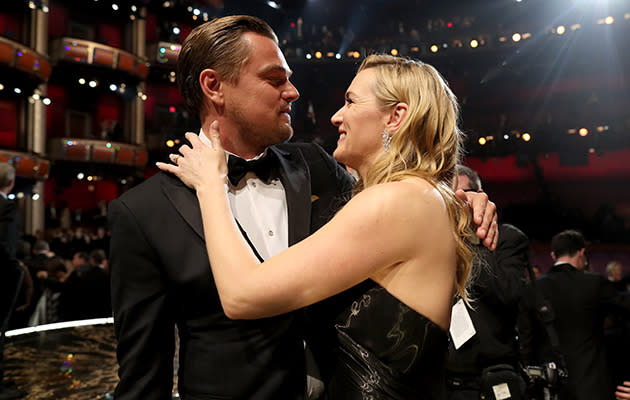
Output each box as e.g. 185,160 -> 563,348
305,280 -> 448,400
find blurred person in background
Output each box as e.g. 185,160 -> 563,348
0,163 -> 26,399
446,165 -> 529,400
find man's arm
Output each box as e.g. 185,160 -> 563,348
109,199 -> 176,400
478,224 -> 529,307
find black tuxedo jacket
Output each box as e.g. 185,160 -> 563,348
109,143 -> 354,400
518,263 -> 630,400
446,224 -> 529,374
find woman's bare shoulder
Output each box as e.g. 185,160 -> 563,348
354,178 -> 447,212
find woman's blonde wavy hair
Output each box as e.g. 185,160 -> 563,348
354,54 -> 474,303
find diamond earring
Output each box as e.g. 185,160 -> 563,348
382,129 -> 393,152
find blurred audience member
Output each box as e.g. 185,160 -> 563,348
58,249 -> 111,321
24,240 -> 55,325
518,230 -> 630,400
28,258 -> 68,326
0,162 -> 26,399
8,241 -> 33,330
605,260 -> 630,394
607,261 -> 628,292
446,165 -> 529,400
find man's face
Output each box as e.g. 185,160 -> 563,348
456,174 -> 472,191
221,33 -> 299,155
72,253 -> 85,268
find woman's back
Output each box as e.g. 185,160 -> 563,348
364,178 -> 458,330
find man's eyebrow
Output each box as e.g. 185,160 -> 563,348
259,65 -> 293,77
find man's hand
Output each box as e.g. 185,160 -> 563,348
617,381 -> 630,400
456,189 -> 498,250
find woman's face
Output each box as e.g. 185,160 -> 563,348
331,68 -> 390,176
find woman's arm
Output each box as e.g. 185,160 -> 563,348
157,124 -> 438,319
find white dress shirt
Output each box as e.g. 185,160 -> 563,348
198,129 -> 288,260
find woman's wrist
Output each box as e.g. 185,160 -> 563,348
196,179 -> 228,198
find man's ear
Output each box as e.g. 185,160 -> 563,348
551,252 -> 557,262
199,69 -> 224,107
385,102 -> 409,133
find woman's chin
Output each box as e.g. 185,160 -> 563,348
332,147 -> 343,163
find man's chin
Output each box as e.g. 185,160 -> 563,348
279,126 -> 293,142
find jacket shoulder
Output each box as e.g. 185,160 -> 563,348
114,173 -> 168,206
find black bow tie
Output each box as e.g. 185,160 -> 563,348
227,153 -> 278,186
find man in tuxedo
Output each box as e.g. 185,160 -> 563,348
0,163 -> 25,399
446,166 -> 529,400
518,230 -> 630,400
109,15 -> 499,400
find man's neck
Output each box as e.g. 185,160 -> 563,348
201,119 -> 264,160
554,257 -> 579,270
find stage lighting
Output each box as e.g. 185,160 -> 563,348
605,16 -> 614,24
166,140 -> 175,148
556,25 -> 566,35
579,128 -> 589,136
522,133 -> 531,142
391,48 -> 398,56
478,137 -> 487,145
430,44 -> 439,53
315,51 -> 322,59
512,33 -> 522,42
470,39 -> 479,48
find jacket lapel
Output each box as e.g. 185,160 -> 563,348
270,146 -> 311,246
160,173 -> 205,240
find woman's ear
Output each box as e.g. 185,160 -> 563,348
199,69 -> 224,107
385,102 -> 409,133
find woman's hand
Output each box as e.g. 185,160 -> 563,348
156,120 -> 228,191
